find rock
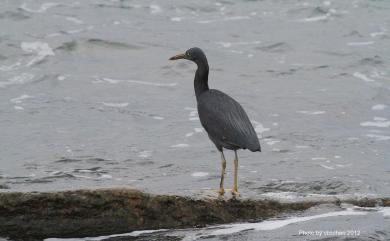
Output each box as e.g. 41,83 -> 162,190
0,188 -> 388,240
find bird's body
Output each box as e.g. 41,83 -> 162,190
197,89 -> 260,152
170,47 -> 261,196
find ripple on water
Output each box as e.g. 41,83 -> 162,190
252,179 -> 352,195
360,117 -> 390,128
366,134 -> 390,141
102,102 -> 129,108
353,72 -> 376,82
0,73 -> 35,88
93,77 -> 177,87
10,94 -> 33,104
0,11 -> 30,20
170,143 -> 190,148
297,110 -> 326,115
21,41 -> 54,67
371,104 -> 387,110
85,38 -> 144,50
19,3 -> 63,13
256,42 -> 292,53
191,172 -> 209,177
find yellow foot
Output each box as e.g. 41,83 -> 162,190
219,188 -> 225,195
231,190 -> 240,197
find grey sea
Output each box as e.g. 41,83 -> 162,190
0,0 -> 389,240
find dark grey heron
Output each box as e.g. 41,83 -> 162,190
169,47 -> 261,196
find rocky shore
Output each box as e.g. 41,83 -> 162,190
0,188 -> 388,240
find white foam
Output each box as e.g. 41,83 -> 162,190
66,29 -> 84,34
301,14 -> 329,22
45,229 -> 167,241
374,117 -> 387,121
102,102 -> 129,108
14,106 -> 24,110
194,128 -> 203,133
170,17 -> 181,22
311,157 -> 327,160
0,73 -> 35,88
370,27 -> 387,38
184,107 -> 196,111
251,121 -> 270,134
10,94 -> 32,104
72,174 -> 93,179
0,61 -> 22,72
319,164 -> 334,170
138,151 -> 151,158
197,16 -> 250,24
149,5 -> 162,14
295,145 -> 309,149
94,77 -> 177,87
65,16 -> 83,24
191,172 -> 209,177
297,110 -> 326,115
21,41 -> 55,66
347,137 -> 359,141
379,207 -> 390,217
185,132 -> 194,137
347,41 -> 374,46
365,134 -> 390,141
57,75 -> 66,81
371,104 -> 387,110
189,117 -> 199,121
217,41 -> 261,48
75,169 -> 94,173
152,116 -> 164,120
209,208 -> 367,236
20,2 -> 61,13
170,143 -> 189,148
370,69 -> 388,80
353,72 -> 375,82
360,117 -> 390,128
335,164 -> 351,168
46,32 -> 62,38
99,174 -> 112,179
227,50 -> 244,54
266,140 -> 280,146
189,110 -> 198,117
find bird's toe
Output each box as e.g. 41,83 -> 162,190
218,188 -> 225,196
231,190 -> 240,197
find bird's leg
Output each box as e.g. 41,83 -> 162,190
219,151 -> 227,195
232,150 -> 240,196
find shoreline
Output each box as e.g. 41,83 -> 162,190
0,188 -> 389,240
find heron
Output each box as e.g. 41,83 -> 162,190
169,47 -> 261,196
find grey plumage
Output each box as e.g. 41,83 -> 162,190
198,89 -> 260,152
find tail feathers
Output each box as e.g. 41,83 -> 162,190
249,143 -> 261,152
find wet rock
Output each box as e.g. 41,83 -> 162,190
0,188 -> 388,240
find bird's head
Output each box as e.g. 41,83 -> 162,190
169,47 -> 207,65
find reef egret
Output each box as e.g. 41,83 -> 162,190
169,47 -> 261,196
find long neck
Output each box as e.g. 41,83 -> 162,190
194,60 -> 209,100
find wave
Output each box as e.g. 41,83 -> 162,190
0,11 -> 30,21
86,38 -> 143,50
256,42 -> 292,53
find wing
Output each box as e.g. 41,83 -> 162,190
197,89 -> 260,151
